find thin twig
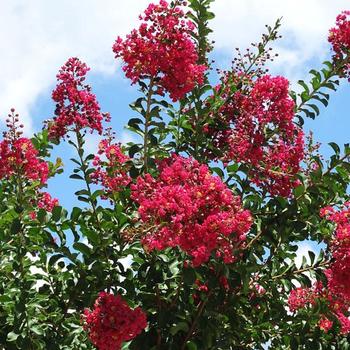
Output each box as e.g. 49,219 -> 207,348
180,290 -> 212,350
272,260 -> 330,280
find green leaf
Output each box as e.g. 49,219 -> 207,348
73,242 -> 91,257
183,267 -> 196,285
10,218 -> 21,234
30,325 -> 44,336
298,80 -> 310,94
70,207 -> 82,221
329,142 -> 340,155
81,227 -> 99,245
170,322 -> 189,335
7,332 -> 19,342
52,206 -> 62,222
69,174 -> 84,180
186,341 -> 198,350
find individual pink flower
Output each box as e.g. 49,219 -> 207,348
219,276 -> 230,291
83,292 -> 147,350
319,317 -> 333,333
29,212 -> 37,220
113,0 -> 206,101
131,154 -> 252,266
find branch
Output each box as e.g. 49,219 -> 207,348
143,78 -> 155,172
244,229 -> 263,250
180,290 -> 212,350
272,260 -> 330,280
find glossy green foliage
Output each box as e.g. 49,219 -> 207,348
1,1 -> 350,349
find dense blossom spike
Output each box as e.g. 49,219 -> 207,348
83,292 -> 147,350
91,139 -> 131,197
112,0 -> 206,101
0,110 -> 49,184
329,11 -> 350,80
0,138 -> 49,184
47,57 -> 108,139
206,74 -> 304,197
288,203 -> 350,334
131,154 -> 252,266
321,203 -> 350,300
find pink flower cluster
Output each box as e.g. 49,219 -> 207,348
288,286 -> 316,313
329,11 -> 350,80
1,110 -> 58,217
288,284 -> 331,328
0,138 -> 48,184
112,0 -> 206,101
319,317 -> 333,333
287,203 -> 350,334
207,74 -> 304,197
131,154 -> 252,266
321,203 -> 350,302
288,281 -> 350,334
38,192 -> 59,212
29,192 -> 59,220
83,292 -> 147,350
91,139 -> 131,197
48,57 -> 108,139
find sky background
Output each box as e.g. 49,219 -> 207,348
1,0 -> 350,262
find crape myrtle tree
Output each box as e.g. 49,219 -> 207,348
2,0 -> 350,349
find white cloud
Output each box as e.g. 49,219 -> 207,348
211,0 -> 349,81
0,0 -> 150,132
1,0 -> 349,131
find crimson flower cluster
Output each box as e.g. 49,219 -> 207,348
288,203 -> 350,334
48,57 -> 108,140
37,192 -> 59,212
131,154 -> 252,266
0,137 -> 49,184
206,74 -> 304,197
83,292 -> 147,350
112,0 -> 206,101
91,139 -> 131,198
320,202 -> 350,333
288,286 -> 317,313
329,11 -> 350,80
0,110 -> 59,217
29,192 -> 59,220
321,204 -> 350,303
288,281 -> 350,334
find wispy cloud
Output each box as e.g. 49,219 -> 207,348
211,0 -> 348,81
0,0 -> 150,131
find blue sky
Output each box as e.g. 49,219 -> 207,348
1,0 -> 350,261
